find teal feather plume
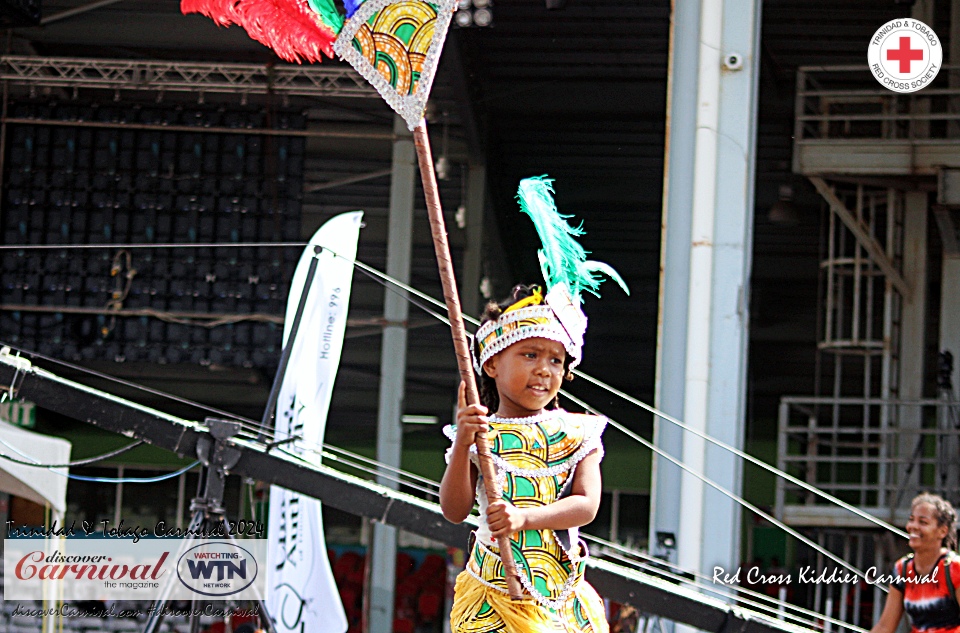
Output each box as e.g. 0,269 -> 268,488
516,176 -> 629,303
308,0 -> 344,32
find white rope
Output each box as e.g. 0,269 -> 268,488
326,248 -> 907,540
560,389 -> 888,594
583,533 -> 866,633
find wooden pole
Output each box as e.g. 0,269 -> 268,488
412,119 -> 524,600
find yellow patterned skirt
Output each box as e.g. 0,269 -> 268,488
449,568 -> 609,633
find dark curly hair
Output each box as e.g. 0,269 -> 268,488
911,492 -> 958,550
474,284 -> 575,413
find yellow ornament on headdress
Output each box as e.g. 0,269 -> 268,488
502,286 -> 543,313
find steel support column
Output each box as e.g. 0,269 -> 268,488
650,0 -> 700,569
898,193 -> 928,475
656,0 -> 762,626
369,115 -> 416,633
941,257 -> 960,400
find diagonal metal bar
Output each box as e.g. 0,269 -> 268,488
305,168 -> 393,192
0,351 -> 816,633
933,205 -> 960,257
40,0 -> 125,25
809,176 -> 911,300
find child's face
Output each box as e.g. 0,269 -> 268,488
483,336 -> 566,417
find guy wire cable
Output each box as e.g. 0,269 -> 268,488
320,246 -> 908,540
300,260 -> 888,617
3,240 -> 907,540
569,368 -> 909,541
1,340 -> 445,495
0,341 -> 444,496
0,342 -> 860,624
320,443 -> 441,493
0,343 -> 826,632
0,437 -> 144,467
560,388 -> 887,594
0,432 -> 199,483
594,547 -> 851,633
65,462 -> 199,483
2,243 -> 905,593
273,444 -> 442,499
0,341 -> 273,440
612,551 -> 866,633
582,532 -> 865,633
1,340 -> 440,493
2,244 -> 906,546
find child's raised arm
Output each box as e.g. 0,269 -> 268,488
486,449 -> 602,538
440,382 -> 487,523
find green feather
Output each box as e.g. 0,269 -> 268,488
307,0 -> 344,32
516,176 -> 629,303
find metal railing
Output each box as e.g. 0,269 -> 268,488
776,396 -> 960,524
795,65 -> 960,142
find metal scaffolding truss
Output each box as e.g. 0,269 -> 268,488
0,55 -> 379,98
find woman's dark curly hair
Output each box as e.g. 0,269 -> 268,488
474,284 -> 575,413
911,492 -> 959,550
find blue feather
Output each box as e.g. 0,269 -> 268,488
343,0 -> 363,18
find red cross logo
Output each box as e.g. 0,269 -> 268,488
887,36 -> 924,73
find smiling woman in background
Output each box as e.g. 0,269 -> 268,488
870,493 -> 960,633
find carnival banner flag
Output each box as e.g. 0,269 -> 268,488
266,211 -> 363,633
181,0 -> 456,130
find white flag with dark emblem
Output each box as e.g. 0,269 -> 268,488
266,211 -> 363,633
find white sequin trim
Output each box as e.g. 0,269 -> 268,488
478,324 -> 577,371
473,304 -> 581,372
488,410 -> 562,425
333,0 -> 457,131
475,305 -> 558,341
466,561 -> 511,595
559,464 -> 577,496
443,417 -> 607,479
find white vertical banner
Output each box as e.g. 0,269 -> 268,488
266,211 -> 363,633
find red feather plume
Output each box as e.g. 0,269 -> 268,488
181,0 -> 337,64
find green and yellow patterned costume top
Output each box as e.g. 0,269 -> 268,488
444,409 -> 607,632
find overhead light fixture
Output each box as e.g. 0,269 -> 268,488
454,0 -> 493,27
435,155 -> 450,180
472,8 -> 492,26
455,10 -> 473,27
401,414 -> 439,425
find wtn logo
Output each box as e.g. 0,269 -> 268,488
186,558 -> 247,581
176,542 -> 259,597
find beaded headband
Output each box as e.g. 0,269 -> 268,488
472,176 -> 629,374
473,287 -> 584,372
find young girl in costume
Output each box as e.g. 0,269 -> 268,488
440,176 -> 628,633
870,493 -> 960,633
